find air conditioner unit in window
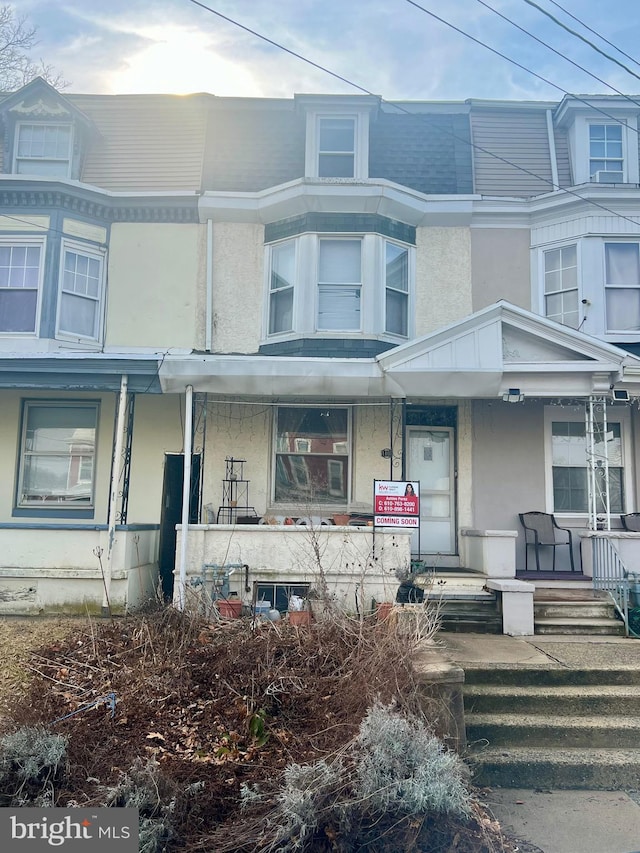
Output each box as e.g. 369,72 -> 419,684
592,170 -> 624,183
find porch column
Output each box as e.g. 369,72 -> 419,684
104,374 -> 129,615
176,385 -> 194,610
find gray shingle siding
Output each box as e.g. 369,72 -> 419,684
370,112 -> 474,194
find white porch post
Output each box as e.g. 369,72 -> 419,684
104,374 -> 129,614
177,385 -> 194,610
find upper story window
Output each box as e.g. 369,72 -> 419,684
57,242 -> 105,341
0,238 -> 44,334
589,124 -> 624,182
317,238 -> 361,330
15,122 -> 73,178
543,245 -> 579,329
265,232 -> 414,342
318,117 -> 356,177
605,242 -> 640,332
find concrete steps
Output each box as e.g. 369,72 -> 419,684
534,594 -> 624,636
464,665 -> 640,789
427,596 -> 502,634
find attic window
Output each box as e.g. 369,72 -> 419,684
15,122 -> 73,177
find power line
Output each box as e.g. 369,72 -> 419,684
185,0 -> 640,228
544,0 -> 640,73
476,0 -> 640,112
522,0 -> 640,87
403,0 -> 640,133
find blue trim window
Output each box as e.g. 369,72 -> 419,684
17,401 -> 98,511
57,242 -> 105,340
0,239 -> 44,334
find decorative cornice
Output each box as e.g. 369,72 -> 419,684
9,99 -> 71,118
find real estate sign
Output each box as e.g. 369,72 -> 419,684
373,480 -> 420,528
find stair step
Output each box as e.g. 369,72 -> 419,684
464,684 -> 640,716
534,602 -> 617,619
439,618 -> 502,634
466,713 -> 640,748
463,666 -> 640,686
468,746 -> 640,790
534,617 -> 625,635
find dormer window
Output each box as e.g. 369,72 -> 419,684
318,117 -> 356,178
15,122 -> 73,178
589,124 -> 624,182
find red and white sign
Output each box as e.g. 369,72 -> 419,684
374,480 -> 419,528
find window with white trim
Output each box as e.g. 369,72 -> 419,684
274,407 -> 349,504
0,239 -> 43,333
269,240 -> 295,334
15,123 -> 73,177
385,241 -> 409,335
17,402 -> 98,509
589,124 -> 624,181
317,239 -> 361,331
605,242 -> 640,333
318,117 -> 355,177
546,407 -> 628,515
543,244 -> 579,328
57,243 -> 105,340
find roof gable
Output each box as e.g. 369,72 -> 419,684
0,77 -> 93,130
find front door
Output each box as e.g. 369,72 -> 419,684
407,427 -> 455,556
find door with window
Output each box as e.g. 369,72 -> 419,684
407,428 -> 455,556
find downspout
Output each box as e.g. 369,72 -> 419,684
177,384 -> 194,610
104,374 -> 128,615
546,109 -> 559,190
205,219 -> 213,352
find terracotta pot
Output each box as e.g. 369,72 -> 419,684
288,609 -> 312,626
217,599 -> 242,618
376,602 -> 394,621
333,514 -> 351,526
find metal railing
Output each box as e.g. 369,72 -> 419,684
591,535 -> 639,638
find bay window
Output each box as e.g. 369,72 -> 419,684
269,240 -> 296,335
274,407 -> 349,504
605,242 -> 640,333
543,244 -> 579,329
0,240 -> 43,333
317,239 -> 361,331
57,243 -> 105,340
17,402 -> 98,510
385,241 -> 409,336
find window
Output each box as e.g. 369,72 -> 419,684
589,124 -> 623,180
548,411 -> 626,514
318,117 -> 355,177
544,245 -> 579,328
269,240 -> 295,334
274,407 -> 349,504
317,239 -> 361,331
605,242 -> 640,332
0,241 -> 43,333
15,123 -> 73,177
57,244 -> 104,340
17,402 -> 98,509
255,582 -> 310,613
385,241 -> 409,335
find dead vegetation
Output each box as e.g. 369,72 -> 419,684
0,607 -> 516,852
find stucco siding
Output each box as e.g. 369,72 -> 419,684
106,223 -> 203,350
211,223 -> 264,354
471,228 -> 531,312
415,226 -> 472,335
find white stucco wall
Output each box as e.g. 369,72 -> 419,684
211,222 -> 265,353
415,226 -> 472,336
106,223 -> 204,349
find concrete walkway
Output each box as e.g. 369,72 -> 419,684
438,633 -> 640,853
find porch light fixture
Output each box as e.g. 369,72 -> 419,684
502,388 -> 525,403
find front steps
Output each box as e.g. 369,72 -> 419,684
418,572 -> 502,633
534,589 -> 624,636
464,665 -> 640,789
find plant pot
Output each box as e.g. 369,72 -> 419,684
288,609 -> 312,627
217,599 -> 242,618
376,602 -> 394,621
333,514 -> 351,526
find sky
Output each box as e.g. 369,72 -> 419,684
11,0 -> 640,102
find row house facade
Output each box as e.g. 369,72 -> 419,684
2,78 -> 640,630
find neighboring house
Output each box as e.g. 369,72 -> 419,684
2,78 -> 640,629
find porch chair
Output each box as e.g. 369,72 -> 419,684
621,513 -> 640,532
519,511 -> 576,573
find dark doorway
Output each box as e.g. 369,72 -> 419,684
158,454 -> 201,600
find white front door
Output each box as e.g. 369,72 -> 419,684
407,427 -> 455,556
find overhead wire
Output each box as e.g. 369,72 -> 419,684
522,0 -> 640,87
475,0 -> 640,112
184,0 -> 640,228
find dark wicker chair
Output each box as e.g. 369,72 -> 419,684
519,511 -> 576,572
621,513 -> 640,532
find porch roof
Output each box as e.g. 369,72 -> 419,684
159,301 -> 640,399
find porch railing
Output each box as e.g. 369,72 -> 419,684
591,535 -> 639,638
